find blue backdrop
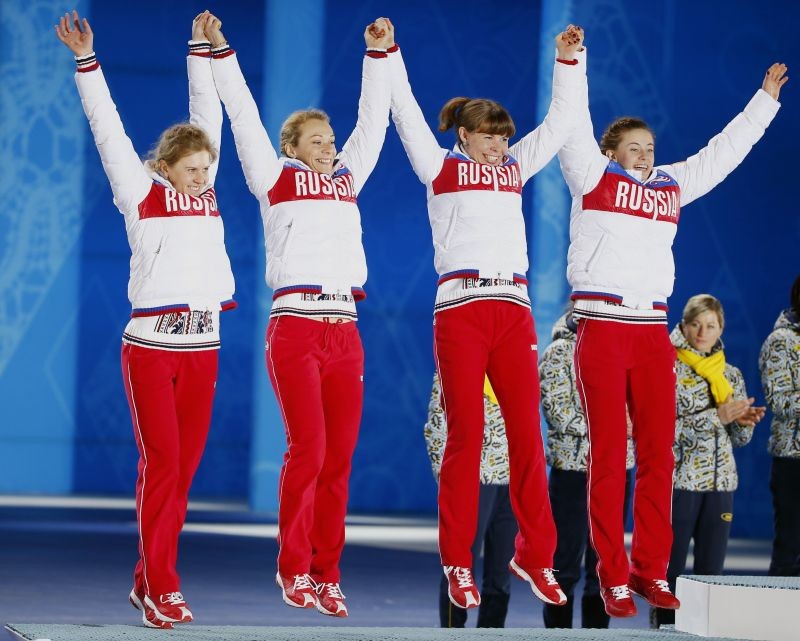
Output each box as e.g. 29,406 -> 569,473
0,0 -> 797,539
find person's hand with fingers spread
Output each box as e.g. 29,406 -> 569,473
54,9 -> 93,57
763,62 -> 789,101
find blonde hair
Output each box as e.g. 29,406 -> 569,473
280,109 -> 330,156
148,123 -> 217,170
438,97 -> 515,142
682,294 -> 725,329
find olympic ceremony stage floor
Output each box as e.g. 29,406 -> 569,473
0,496 -> 773,640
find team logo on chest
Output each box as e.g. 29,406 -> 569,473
138,183 -> 219,219
582,165 -> 681,224
432,156 -> 522,196
268,166 -> 357,205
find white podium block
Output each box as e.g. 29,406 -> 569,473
676,575 -> 800,641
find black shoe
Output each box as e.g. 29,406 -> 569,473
650,605 -> 675,629
581,593 -> 610,628
439,582 -> 467,628
477,592 -> 510,628
543,596 -> 574,628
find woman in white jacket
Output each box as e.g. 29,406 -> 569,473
55,10 -> 236,630
385,21 -> 585,610
203,16 -> 391,619
557,28 -> 787,618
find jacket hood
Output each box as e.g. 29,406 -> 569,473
551,312 -> 578,341
773,309 -> 800,332
670,322 -> 723,355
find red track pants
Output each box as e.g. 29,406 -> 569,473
434,301 -> 556,569
574,319 -> 677,587
121,343 -> 218,597
266,316 -> 364,583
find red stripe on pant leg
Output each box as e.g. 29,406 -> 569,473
266,316 -> 327,577
486,303 -> 556,568
434,303 -> 491,567
309,322 -> 364,583
122,344 -> 182,596
628,324 -> 677,580
574,320 -> 631,588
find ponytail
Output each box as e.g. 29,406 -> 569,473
438,97 -> 471,135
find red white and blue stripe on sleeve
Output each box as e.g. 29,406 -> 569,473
75,52 -> 99,73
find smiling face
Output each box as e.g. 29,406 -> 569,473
287,119 -> 336,174
459,128 -> 509,166
606,128 -> 655,180
682,309 -> 723,354
160,150 -> 212,195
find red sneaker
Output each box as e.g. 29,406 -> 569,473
600,584 -> 637,618
128,587 -> 145,612
629,574 -> 681,609
143,592 -> 193,625
141,602 -> 175,629
276,572 -> 318,608
443,566 -> 481,609
508,558 -> 567,605
315,582 -> 348,617
129,587 -> 172,629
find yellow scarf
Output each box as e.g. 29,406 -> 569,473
483,376 -> 499,406
675,348 -> 733,406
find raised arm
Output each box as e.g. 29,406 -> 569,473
188,11 -> 222,185
335,18 -> 392,194
510,26 -> 587,184
664,63 -> 786,207
385,21 -> 447,185
56,11 -> 150,214
205,19 -> 282,199
555,34 -> 609,197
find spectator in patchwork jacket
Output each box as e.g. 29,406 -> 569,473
654,294 -> 762,628
760,276 -> 800,576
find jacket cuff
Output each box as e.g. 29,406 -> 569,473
188,40 -> 212,58
211,42 -> 234,59
366,47 -> 388,59
75,51 -> 99,73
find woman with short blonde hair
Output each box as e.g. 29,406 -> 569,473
652,294 -> 764,627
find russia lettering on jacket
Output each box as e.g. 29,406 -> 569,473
138,182 -> 220,219
582,168 -> 681,224
268,165 -> 357,205
432,156 -> 522,195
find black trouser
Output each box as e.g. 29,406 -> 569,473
439,484 -> 517,628
543,467 -> 633,629
769,457 -> 800,576
652,489 -> 734,627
